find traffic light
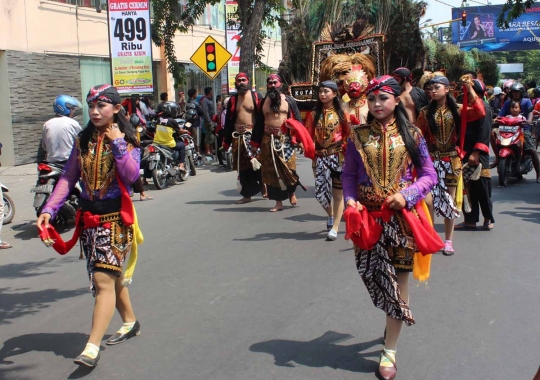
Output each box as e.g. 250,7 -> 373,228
205,43 -> 216,72
461,11 -> 467,26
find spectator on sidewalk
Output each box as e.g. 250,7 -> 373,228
201,87 -> 216,157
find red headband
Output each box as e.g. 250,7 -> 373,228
366,75 -> 402,97
267,74 -> 281,83
236,72 -> 249,81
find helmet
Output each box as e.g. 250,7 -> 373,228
510,82 -> 526,95
53,95 -> 81,116
493,87 -> 502,96
185,103 -> 198,122
503,79 -> 515,90
533,86 -> 540,98
162,101 -> 179,117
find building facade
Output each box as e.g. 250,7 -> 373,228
0,0 -> 282,165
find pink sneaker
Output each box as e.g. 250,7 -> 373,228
443,240 -> 454,256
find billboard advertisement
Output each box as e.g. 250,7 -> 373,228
452,3 -> 540,52
225,1 -> 240,93
108,0 -> 154,94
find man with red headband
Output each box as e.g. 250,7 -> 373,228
223,73 -> 265,203
391,67 -> 429,124
250,74 -> 304,212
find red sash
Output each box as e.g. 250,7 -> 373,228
38,172 -> 134,255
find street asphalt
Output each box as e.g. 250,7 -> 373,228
0,157 -> 538,380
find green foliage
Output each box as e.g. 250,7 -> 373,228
422,38 -> 500,85
496,0 -> 535,28
151,0 -> 284,86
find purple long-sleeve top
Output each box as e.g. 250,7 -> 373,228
342,129 -> 437,210
41,137 -> 140,218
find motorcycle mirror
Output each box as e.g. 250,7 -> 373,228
129,114 -> 140,128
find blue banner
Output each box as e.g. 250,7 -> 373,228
452,3 -> 540,51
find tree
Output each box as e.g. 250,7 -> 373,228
496,0 -> 535,27
151,0 -> 285,86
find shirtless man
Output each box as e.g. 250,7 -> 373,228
250,74 -> 303,212
223,72 -> 264,204
392,67 -> 429,124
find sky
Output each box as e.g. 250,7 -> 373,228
423,0 -> 507,27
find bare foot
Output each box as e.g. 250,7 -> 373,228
270,201 -> 284,212
236,197 -> 252,204
289,193 -> 297,206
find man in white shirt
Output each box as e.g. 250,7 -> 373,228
42,95 -> 82,164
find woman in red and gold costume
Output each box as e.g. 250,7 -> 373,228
416,75 -> 485,255
37,85 -> 143,368
305,81 -> 355,241
342,75 -> 438,380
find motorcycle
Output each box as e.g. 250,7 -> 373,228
1,183 -> 15,224
493,116 -> 534,187
178,121 -> 197,176
143,118 -> 192,189
31,161 -> 81,223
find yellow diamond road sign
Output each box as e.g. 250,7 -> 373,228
190,36 -> 232,80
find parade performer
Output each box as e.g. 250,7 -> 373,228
305,81 -> 353,241
391,67 -> 429,124
342,75 -> 438,380
251,74 -> 309,212
37,85 -> 143,368
456,79 -> 495,231
341,65 -> 370,124
416,75 -> 485,256
223,72 -> 265,203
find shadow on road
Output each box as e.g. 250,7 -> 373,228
284,213 -> 326,223
500,206 -> 540,225
214,206 -> 273,213
0,258 -> 77,279
0,332 -> 101,378
11,221 -> 74,242
0,287 -> 86,324
0,332 -> 92,365
249,331 -> 381,373
0,364 -> 36,380
235,230 -> 327,242
186,199 -> 266,205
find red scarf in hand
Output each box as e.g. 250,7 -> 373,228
345,202 -> 443,255
38,172 -> 134,255
284,119 -> 315,160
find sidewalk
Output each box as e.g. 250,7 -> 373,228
0,163 -> 36,176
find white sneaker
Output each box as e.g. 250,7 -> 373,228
326,230 -> 337,241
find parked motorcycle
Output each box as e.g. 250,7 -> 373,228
178,122 -> 197,177
31,162 -> 81,223
493,116 -> 534,187
1,183 -> 15,224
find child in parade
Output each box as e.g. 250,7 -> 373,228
37,85 -> 142,368
305,81 -> 352,241
342,75 -> 437,380
416,76 -> 485,255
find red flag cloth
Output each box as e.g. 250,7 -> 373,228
38,172 -> 134,255
344,202 -> 443,255
284,118 -> 315,160
459,86 -> 468,159
344,207 -> 383,250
